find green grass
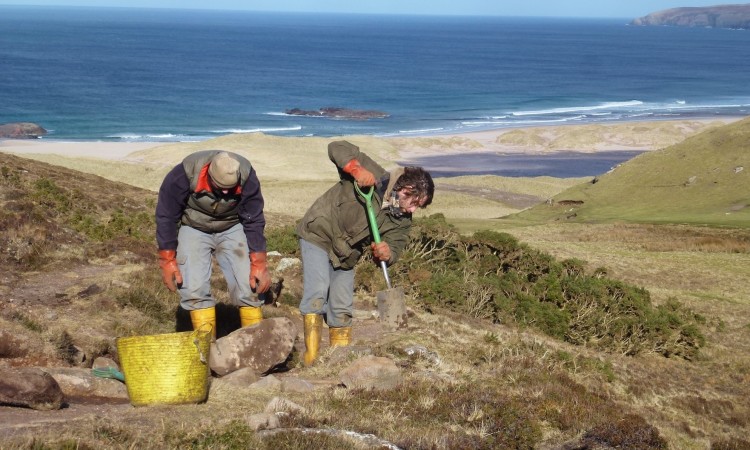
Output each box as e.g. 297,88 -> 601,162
514,117 -> 750,227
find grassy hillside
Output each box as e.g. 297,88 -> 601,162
512,117 -> 750,227
2,120 -> 749,448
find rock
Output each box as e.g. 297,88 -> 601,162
209,317 -> 296,377
248,374 -> 282,391
339,356 -> 402,391
91,356 -> 119,371
285,107 -> 390,120
76,284 -> 103,298
0,122 -> 47,139
40,367 -> 128,401
110,279 -> 132,289
246,412 -> 280,431
280,377 -> 315,393
275,257 -> 300,272
404,345 -> 441,366
0,367 -> 65,410
353,308 -> 377,320
216,367 -> 260,387
265,396 -> 307,415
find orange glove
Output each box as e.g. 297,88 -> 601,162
371,242 -> 392,263
158,249 -> 182,292
342,158 -> 376,187
250,252 -> 271,293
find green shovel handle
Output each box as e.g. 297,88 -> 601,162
354,184 -> 382,244
355,183 -> 392,289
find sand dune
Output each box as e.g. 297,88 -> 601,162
1,117 -> 744,220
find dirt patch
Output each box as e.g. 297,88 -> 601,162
437,184 -> 543,209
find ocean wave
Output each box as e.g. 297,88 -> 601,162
511,100 -> 644,116
210,125 -> 303,133
662,102 -> 747,110
108,133 -> 204,142
265,111 -> 320,118
462,116 -> 585,127
397,127 -> 445,134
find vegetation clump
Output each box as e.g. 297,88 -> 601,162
358,214 -> 705,359
578,414 -> 667,449
1,157 -> 159,272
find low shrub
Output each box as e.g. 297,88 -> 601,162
580,414 -> 667,449
265,223 -> 300,255
113,270 -> 176,330
360,214 -> 705,359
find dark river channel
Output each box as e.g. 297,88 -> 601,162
399,150 -> 644,178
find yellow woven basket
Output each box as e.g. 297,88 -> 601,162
116,328 -> 212,406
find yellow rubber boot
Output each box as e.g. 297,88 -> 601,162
189,307 -> 216,339
329,326 -> 352,348
303,314 -> 323,367
239,306 -> 263,327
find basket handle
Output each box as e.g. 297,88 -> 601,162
192,338 -> 207,364
191,323 -> 213,364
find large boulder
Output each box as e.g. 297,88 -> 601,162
0,367 -> 65,410
209,317 -> 296,377
40,367 -> 128,402
0,122 -> 47,139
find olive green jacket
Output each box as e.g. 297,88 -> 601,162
296,143 -> 411,270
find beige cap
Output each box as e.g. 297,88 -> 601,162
208,152 -> 240,188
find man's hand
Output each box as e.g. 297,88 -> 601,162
158,249 -> 183,292
342,158 -> 376,187
371,242 -> 391,263
250,252 -> 271,293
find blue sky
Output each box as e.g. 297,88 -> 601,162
0,1 -> 729,18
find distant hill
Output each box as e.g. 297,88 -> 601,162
513,116 -> 750,227
631,4 -> 750,29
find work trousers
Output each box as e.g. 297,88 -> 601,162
176,223 -> 262,311
298,238 -> 354,327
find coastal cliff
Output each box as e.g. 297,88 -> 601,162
631,4 -> 750,29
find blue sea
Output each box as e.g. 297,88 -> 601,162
1,6 -> 749,144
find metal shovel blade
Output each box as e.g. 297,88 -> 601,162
377,286 -> 407,330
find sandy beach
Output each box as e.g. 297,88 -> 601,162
0,139 -> 162,161
1,117 -> 744,164
386,117 -> 744,160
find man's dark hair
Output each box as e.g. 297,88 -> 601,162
393,166 -> 434,207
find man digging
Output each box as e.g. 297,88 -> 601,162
156,150 -> 271,337
296,140 -> 434,365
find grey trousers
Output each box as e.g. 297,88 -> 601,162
176,223 -> 262,311
298,238 -> 354,327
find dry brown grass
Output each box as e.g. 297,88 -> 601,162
3,124 -> 749,448
465,221 -> 750,449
